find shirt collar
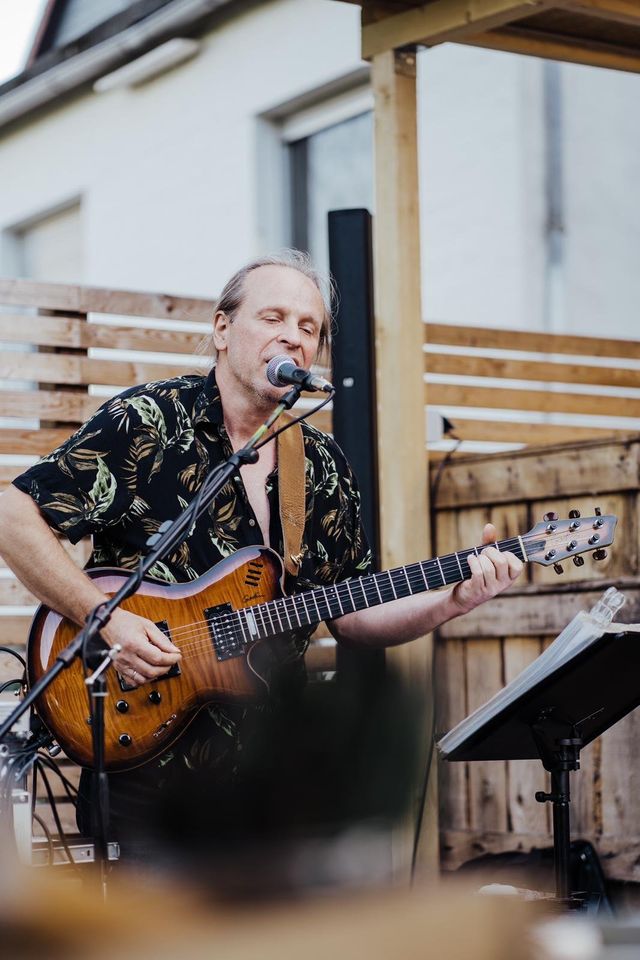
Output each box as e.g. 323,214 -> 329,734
193,366 -> 224,430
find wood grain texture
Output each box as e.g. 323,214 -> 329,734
28,548 -> 284,771
425,322 -> 640,359
503,637 -> 549,836
465,639 -> 507,834
429,437 -> 640,509
0,279 -> 214,321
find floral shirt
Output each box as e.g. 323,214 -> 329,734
14,370 -> 371,833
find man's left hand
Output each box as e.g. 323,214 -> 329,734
451,522 -> 523,615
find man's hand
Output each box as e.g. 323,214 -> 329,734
450,522 -> 523,615
100,607 -> 181,687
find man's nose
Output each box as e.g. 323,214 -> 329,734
277,321 -> 302,348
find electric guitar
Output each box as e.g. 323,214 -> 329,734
27,511 -> 617,771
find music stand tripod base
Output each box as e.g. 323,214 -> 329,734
530,711 -> 584,908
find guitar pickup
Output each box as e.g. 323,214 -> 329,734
117,620 -> 181,692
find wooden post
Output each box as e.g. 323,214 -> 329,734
371,48 -> 437,881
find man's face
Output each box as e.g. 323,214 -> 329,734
213,265 -> 324,406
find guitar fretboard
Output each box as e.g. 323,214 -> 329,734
212,536 -> 537,658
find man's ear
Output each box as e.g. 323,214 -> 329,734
213,311 -> 231,352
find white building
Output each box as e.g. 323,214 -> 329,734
0,0 -> 638,340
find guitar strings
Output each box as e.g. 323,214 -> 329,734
150,536 -> 528,646
138,536 -> 534,658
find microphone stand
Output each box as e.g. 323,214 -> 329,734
0,383 -> 304,890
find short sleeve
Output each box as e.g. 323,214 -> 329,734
13,397 -> 140,544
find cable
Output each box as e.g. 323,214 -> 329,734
32,812 -> 54,866
0,646 -> 26,669
34,760 -> 80,873
0,679 -> 21,694
36,754 -> 78,803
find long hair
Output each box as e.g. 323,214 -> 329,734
199,250 -> 335,365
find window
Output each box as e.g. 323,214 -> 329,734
282,88 -> 374,274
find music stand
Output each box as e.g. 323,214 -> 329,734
440,629 -> 640,907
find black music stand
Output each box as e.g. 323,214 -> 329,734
439,628 -> 640,908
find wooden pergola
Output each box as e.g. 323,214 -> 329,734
339,0 -> 640,880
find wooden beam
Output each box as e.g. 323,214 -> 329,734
556,0 -> 640,27
0,278 -> 214,322
371,48 -> 436,880
425,321 -> 640,359
0,313 -> 206,354
426,381 -> 640,418
426,351 -> 640,389
362,0 -> 552,58
443,417 -> 622,444
428,435 -> 640,508
463,27 -> 640,72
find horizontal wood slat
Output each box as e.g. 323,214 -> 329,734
0,353 -> 203,387
0,390 -> 101,423
0,579 -> 38,605
0,314 -> 208,354
0,428 -> 75,455
0,279 -> 215,321
425,322 -> 640,360
430,436 -> 640,508
427,381 -> 640,418
442,418 -> 628,445
426,350 -> 640,389
0,617 -> 32,647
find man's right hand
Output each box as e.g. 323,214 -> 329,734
100,607 -> 181,687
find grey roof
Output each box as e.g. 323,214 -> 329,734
0,0 -> 246,132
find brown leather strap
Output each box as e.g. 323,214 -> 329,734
277,417 -> 306,578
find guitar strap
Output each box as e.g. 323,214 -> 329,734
277,417 -> 306,578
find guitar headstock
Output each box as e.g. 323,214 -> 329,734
524,509 -> 617,573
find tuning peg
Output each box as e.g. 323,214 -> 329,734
572,555 -> 585,567
595,507 -> 602,516
569,509 -> 581,519
553,562 -> 564,575
543,512 -> 559,522
593,549 -> 608,561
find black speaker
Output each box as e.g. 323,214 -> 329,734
327,208 -> 379,568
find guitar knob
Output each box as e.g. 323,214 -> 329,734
148,690 -> 162,705
553,563 -> 564,575
593,549 -> 608,561
569,509 -> 581,519
543,512 -> 559,522
118,734 -> 132,747
572,556 -> 585,567
116,700 -> 129,713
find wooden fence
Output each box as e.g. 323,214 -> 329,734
2,278 -> 640,869
424,322 -> 640,448
433,435 -> 640,884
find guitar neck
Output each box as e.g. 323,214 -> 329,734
232,536 -> 531,645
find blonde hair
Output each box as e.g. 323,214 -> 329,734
201,250 -> 335,365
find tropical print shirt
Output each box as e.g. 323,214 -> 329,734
14,370 -> 371,827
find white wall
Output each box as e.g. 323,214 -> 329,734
0,0 -> 365,298
0,0 -> 639,342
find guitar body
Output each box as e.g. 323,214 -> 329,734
27,546 -> 284,771
25,511 -> 618,772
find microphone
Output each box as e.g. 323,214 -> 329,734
266,355 -> 334,394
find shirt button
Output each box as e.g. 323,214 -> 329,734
249,519 -> 256,527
